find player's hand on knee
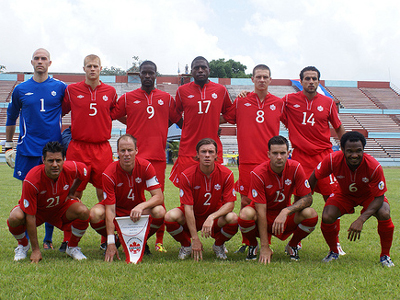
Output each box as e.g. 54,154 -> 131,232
30,249 -> 42,263
130,206 -> 144,222
201,218 -> 213,238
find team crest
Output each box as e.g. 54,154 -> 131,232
51,91 -> 57,96
317,105 -> 323,112
305,180 -> 310,188
285,179 -> 292,186
362,177 -> 369,183
252,189 -> 258,198
212,93 -> 217,99
179,189 -> 184,197
23,199 -> 29,208
378,181 -> 385,190
240,185 -> 244,191
214,184 -> 221,190
270,104 -> 276,111
103,95 -> 108,101
158,99 -> 164,105
63,184 -> 70,190
135,177 -> 142,183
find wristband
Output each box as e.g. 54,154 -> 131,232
107,234 -> 115,244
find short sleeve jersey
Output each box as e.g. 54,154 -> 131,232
19,161 -> 88,216
179,163 -> 236,220
314,151 -> 387,199
62,81 -> 117,143
6,77 -> 67,156
102,158 -> 161,211
224,92 -> 283,164
249,160 -> 311,212
282,91 -> 342,155
111,88 -> 175,161
173,81 -> 232,160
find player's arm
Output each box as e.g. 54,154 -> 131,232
348,195 -> 384,241
335,124 -> 346,140
66,178 -> 83,201
5,126 -> 16,167
201,201 -> 234,238
255,202 -> 273,264
5,125 -> 16,145
104,204 -> 120,262
184,204 -> 203,261
130,188 -> 163,222
25,214 -> 42,263
308,171 -> 318,191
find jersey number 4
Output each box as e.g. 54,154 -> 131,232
302,112 -> 315,126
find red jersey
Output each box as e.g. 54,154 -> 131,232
62,81 -> 117,143
249,159 -> 311,212
172,81 -> 232,159
314,151 -> 387,199
224,92 -> 283,164
282,91 -> 341,155
179,163 -> 236,220
19,161 -> 88,216
111,88 -> 175,161
102,158 -> 161,211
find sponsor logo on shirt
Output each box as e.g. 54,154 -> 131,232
51,91 -> 57,96
179,189 -> 184,197
117,183 -> 124,187
24,199 -> 29,208
158,99 -> 164,105
305,180 -> 310,188
40,190 -> 47,194
135,177 -> 142,183
103,95 -> 108,101
188,95 -> 194,98
362,177 -> 369,183
337,175 -> 345,179
285,179 -> 292,186
212,93 -> 217,99
25,92 -> 34,96
270,104 -> 276,111
317,162 -> 322,170
266,185 -> 273,189
252,189 -> 258,198
378,181 -> 385,190
194,186 -> 201,190
134,100 -> 141,104
244,103 -> 251,107
77,95 -> 84,99
293,104 -> 300,108
214,184 -> 221,190
63,184 -> 69,190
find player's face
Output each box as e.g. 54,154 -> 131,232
117,138 -> 138,171
197,144 -> 217,167
252,69 -> 271,92
83,58 -> 102,81
191,60 -> 210,84
343,140 -> 364,169
31,49 -> 52,74
140,64 -> 156,89
43,152 -> 64,180
268,144 -> 289,173
301,71 -> 319,94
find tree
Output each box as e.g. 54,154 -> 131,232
100,66 -> 126,75
0,65 -> 6,73
209,59 -> 251,78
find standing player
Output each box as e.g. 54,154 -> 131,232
165,138 -> 238,261
309,131 -> 394,267
89,134 -> 165,262
7,142 -> 90,262
169,56 -> 233,187
6,48 -> 67,250
62,54 -> 117,250
111,61 -> 175,252
282,66 -> 346,253
238,136 -> 318,263
223,64 -> 283,252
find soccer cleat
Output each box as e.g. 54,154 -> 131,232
59,241 -> 68,253
144,243 -> 152,255
43,240 -> 54,250
285,244 -> 300,261
66,246 -> 87,260
246,245 -> 259,261
297,241 -> 302,250
380,255 -> 395,267
155,243 -> 167,252
14,244 -> 30,261
100,242 -> 107,251
322,251 -> 339,262
213,243 -> 227,260
234,243 -> 248,254
178,245 -> 192,260
337,243 -> 346,256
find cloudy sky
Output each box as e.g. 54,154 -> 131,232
1,0 -> 400,86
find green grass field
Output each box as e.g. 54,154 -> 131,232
0,163 -> 399,299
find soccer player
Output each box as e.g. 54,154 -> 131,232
169,56 -> 233,187
281,66 -> 346,254
308,131 -> 395,267
165,138 -> 238,261
62,54 -> 117,251
223,64 -> 283,253
7,142 -> 90,262
89,134 -> 165,262
111,61 -> 175,252
6,48 -> 67,250
238,136 -> 318,263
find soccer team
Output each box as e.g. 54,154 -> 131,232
5,48 -> 394,267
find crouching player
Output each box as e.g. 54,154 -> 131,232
309,131 -> 394,267
89,134 -> 165,262
165,138 -> 238,261
238,136 -> 318,264
7,142 -> 90,262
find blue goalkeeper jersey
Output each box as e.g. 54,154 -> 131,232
6,76 -> 67,156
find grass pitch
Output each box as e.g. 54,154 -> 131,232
0,164 -> 399,299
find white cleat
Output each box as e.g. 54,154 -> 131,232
213,243 -> 227,260
337,243 -> 346,256
178,245 -> 192,260
66,246 -> 87,260
380,255 -> 395,267
14,244 -> 30,261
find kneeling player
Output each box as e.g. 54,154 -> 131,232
309,131 -> 394,267
7,142 -> 90,262
238,136 -> 318,264
89,134 -> 165,262
165,138 -> 238,261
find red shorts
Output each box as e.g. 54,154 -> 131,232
169,156 -> 199,187
292,147 -> 334,196
177,205 -> 222,237
325,192 -> 389,215
67,140 -> 113,190
148,160 -> 166,192
238,163 -> 259,196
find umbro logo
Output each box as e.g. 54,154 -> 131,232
117,183 -> 124,187
77,95 -> 84,99
194,186 -> 201,190
188,95 -> 195,98
134,100 -> 141,104
25,92 -> 34,96
244,103 -> 251,107
293,104 -> 300,108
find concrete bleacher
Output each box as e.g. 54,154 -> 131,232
226,85 -> 297,99
359,88 -> 400,109
326,87 -> 379,109
0,81 -> 17,102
